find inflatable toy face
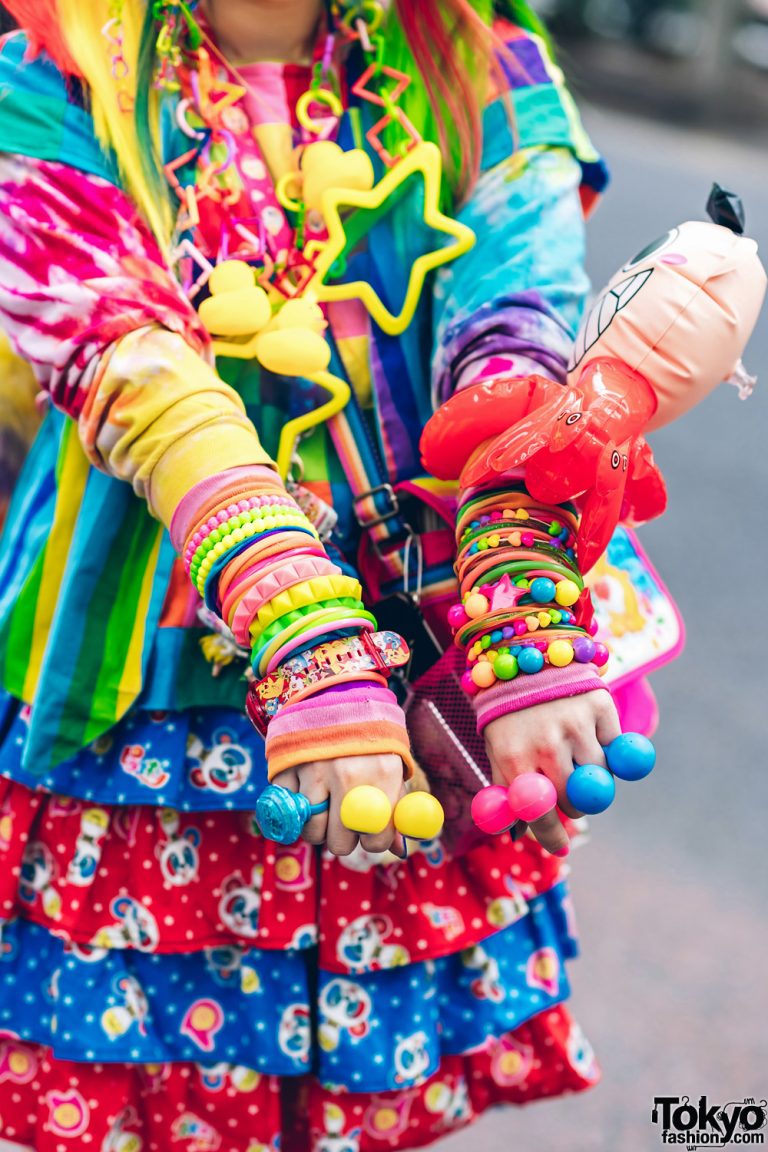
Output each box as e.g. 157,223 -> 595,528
569,220 -> 766,430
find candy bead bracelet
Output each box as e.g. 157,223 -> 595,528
187,504 -> 306,575
183,494 -> 299,566
191,511 -> 317,589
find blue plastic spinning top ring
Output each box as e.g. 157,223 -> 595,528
255,785 -> 330,845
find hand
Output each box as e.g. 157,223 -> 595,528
483,690 -> 621,854
278,754 -> 407,857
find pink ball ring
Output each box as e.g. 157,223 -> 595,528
507,774 -> 558,824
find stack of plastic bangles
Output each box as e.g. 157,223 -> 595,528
449,487 -> 608,694
181,483 -> 380,684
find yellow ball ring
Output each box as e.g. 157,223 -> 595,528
393,793 -> 445,841
339,785 -> 392,835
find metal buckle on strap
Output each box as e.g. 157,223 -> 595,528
353,483 -> 400,530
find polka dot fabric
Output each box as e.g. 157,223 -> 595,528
0,1008 -> 598,1151
0,695 -> 600,1148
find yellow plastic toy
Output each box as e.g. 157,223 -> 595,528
276,140 -> 375,213
307,140 -> 476,335
200,260 -> 352,480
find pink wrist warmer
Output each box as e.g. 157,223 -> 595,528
170,464 -> 279,551
473,663 -> 608,732
264,682 -> 416,780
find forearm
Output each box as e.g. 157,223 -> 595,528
432,148 -> 590,405
82,327 -> 274,526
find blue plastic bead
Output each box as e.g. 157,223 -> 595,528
510,646 -> 521,657
490,630 -> 503,643
567,764 -> 616,814
530,577 -> 556,604
518,647 -> 545,674
605,733 -> 656,781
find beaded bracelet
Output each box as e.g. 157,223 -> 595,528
183,494 -> 302,570
452,486 -> 601,694
202,527 -> 323,611
191,512 -> 318,591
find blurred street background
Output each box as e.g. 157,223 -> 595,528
438,2 -> 768,1149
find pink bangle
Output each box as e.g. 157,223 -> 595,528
266,616 -> 377,674
228,557 -> 343,644
217,545 -> 323,609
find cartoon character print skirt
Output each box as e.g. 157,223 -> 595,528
0,694 -> 600,1151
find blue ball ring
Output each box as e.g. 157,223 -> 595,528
255,784 -> 330,845
566,731 -> 656,816
605,732 -> 656,780
566,763 -> 616,815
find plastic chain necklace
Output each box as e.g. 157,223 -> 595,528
154,1 -> 475,474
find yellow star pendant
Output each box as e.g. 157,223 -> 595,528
307,140 -> 476,336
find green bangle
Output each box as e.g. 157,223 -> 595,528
252,606 -> 379,675
250,596 -> 364,650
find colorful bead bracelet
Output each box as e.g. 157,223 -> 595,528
183,493 -> 300,567
452,486 -> 602,696
190,511 -> 318,590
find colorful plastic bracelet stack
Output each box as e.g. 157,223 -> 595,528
181,480 -> 377,682
181,478 -> 418,792
449,487 -> 608,695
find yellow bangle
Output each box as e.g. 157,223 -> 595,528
254,574 -> 362,631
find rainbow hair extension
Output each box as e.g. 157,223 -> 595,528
386,1 -> 550,206
0,0 -> 551,236
0,0 -> 172,241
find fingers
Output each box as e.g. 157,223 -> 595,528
295,762 -> 330,847
594,693 -> 622,748
485,739 -> 570,855
299,755 -> 407,857
328,754 -> 405,857
358,760 -> 406,855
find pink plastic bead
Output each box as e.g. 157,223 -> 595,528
460,670 -> 480,696
507,774 -> 557,823
447,604 -> 469,629
588,619 -> 599,636
592,643 -> 610,667
471,786 -> 515,834
217,510 -> 229,524
535,641 -> 547,652
522,532 -> 534,547
513,620 -> 527,636
490,511 -> 502,521
238,500 -> 250,512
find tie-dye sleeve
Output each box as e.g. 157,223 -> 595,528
431,146 -> 592,407
0,155 -> 274,524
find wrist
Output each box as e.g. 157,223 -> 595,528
263,681 -> 416,781
474,662 -> 608,732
